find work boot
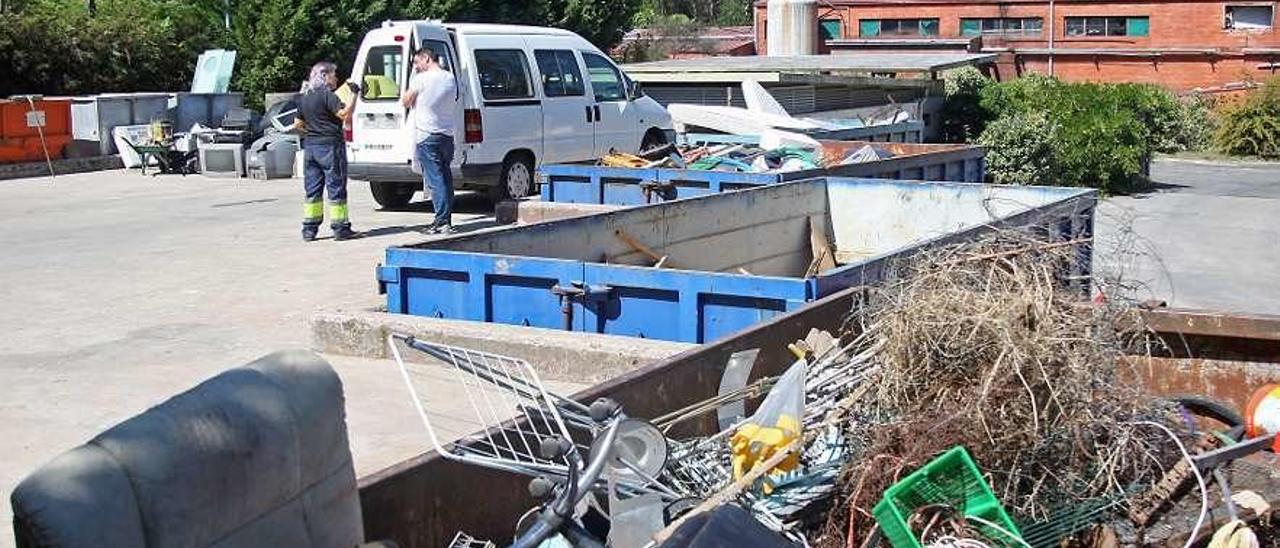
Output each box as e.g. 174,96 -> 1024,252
302,227 -> 318,242
332,226 -> 362,241
420,223 -> 454,235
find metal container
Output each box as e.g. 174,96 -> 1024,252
540,140 -> 985,206
0,98 -> 73,164
70,93 -> 170,156
380,178 -> 1095,344
355,300 -> 1280,548
171,93 -> 245,133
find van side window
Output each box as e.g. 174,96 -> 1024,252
474,49 -> 534,101
582,52 -> 626,102
534,50 -> 585,98
361,46 -> 404,101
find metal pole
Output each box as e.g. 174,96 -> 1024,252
223,0 -> 230,30
1047,0 -> 1055,76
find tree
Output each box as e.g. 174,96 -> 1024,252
0,0 -> 227,96
231,0 -> 641,108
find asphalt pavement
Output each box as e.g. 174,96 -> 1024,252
1094,157 -> 1280,315
0,157 -> 1275,546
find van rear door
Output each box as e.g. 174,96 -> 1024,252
350,27 -> 412,168
412,22 -> 463,171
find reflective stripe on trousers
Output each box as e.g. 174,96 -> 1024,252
303,199 -> 323,224
329,201 -> 349,223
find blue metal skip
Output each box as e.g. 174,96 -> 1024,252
381,178 -> 1096,344
540,141 -> 986,206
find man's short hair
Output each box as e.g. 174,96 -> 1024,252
414,48 -> 440,63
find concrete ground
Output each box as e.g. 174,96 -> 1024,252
1094,158 -> 1280,315
0,157 -> 1276,545
0,169 -> 585,544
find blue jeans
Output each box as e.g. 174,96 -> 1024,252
416,134 -> 455,227
302,142 -> 350,230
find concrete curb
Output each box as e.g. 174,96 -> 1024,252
494,199 -> 621,225
0,156 -> 124,181
311,309 -> 694,384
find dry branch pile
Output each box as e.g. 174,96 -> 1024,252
814,231 -> 1187,548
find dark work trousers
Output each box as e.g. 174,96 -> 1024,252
302,141 -> 350,231
416,133 -> 455,227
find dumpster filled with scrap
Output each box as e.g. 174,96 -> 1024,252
405,229 -> 1277,548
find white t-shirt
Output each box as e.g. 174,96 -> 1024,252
409,68 -> 458,140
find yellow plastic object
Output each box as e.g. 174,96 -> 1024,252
730,414 -> 801,494
1208,520 -> 1259,548
600,153 -> 647,168
336,82 -> 356,107
363,75 -> 399,99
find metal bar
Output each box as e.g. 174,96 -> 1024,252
1192,433 -> 1276,471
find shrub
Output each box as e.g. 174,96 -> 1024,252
938,66 -> 992,143
0,0 -> 228,97
975,76 -> 1155,192
1212,78 -> 1280,159
978,112 -> 1060,186
1109,83 -> 1214,153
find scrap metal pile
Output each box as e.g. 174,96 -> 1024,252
598,139 -> 896,174
411,230 -> 1276,548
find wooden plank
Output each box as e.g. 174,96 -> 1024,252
809,215 -> 837,274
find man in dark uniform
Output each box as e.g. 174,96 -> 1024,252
295,61 -> 359,241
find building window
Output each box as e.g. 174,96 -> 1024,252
1064,16 -> 1149,37
960,17 -> 1044,36
1226,5 -> 1274,30
859,18 -> 940,37
820,19 -> 844,41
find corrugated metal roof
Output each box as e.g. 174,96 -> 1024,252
622,53 -> 996,74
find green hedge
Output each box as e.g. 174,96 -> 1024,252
938,72 -> 1214,192
0,0 -> 229,97
1212,78 -> 1280,159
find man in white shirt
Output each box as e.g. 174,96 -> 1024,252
401,48 -> 459,234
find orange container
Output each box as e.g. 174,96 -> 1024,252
0,134 -> 71,164
1,99 -> 73,139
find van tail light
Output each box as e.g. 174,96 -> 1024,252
343,118 -> 354,143
464,109 -> 483,144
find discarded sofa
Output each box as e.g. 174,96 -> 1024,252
10,350 -> 390,548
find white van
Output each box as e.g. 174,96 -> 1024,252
346,21 -> 675,207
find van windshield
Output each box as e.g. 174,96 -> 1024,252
361,46 -> 404,101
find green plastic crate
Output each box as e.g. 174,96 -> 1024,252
872,446 -> 1023,548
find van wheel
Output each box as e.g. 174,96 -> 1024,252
371,181 -> 416,210
489,154 -> 535,203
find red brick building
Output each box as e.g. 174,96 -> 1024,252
753,0 -> 1280,91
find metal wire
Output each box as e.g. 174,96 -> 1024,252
448,531 -> 497,548
390,333 -> 682,500
390,333 -> 578,474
